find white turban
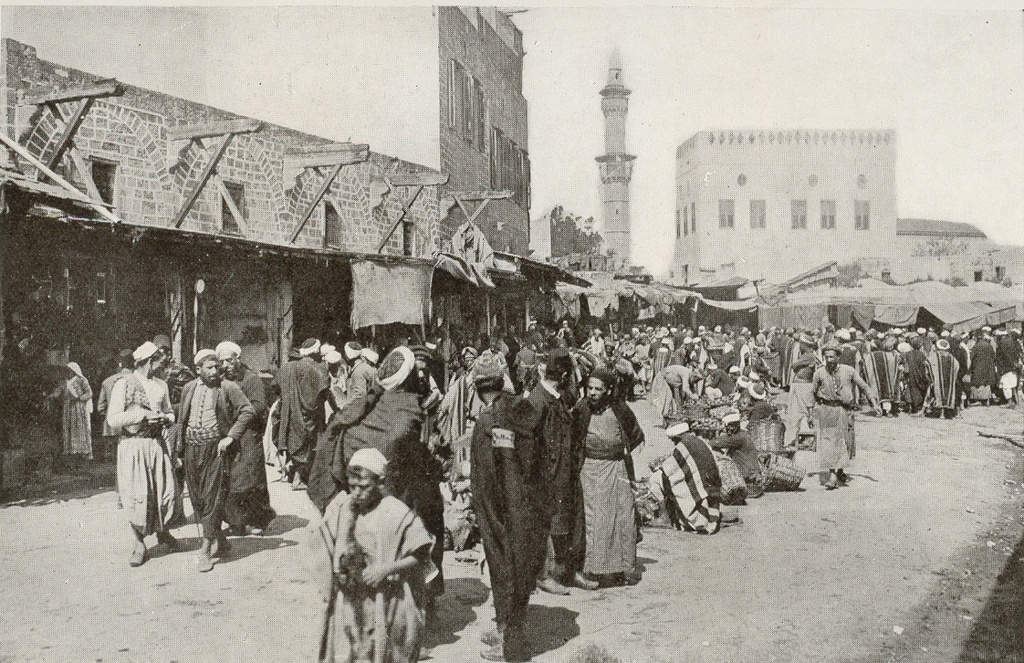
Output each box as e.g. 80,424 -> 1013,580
349,448 -> 388,477
665,422 -> 690,438
324,351 -> 342,365
299,339 -> 321,357
194,349 -> 217,366
377,346 -> 415,391
721,412 -> 741,425
361,348 -> 379,365
133,341 -> 158,363
320,343 -> 336,357
344,342 -> 363,361
215,341 -> 242,359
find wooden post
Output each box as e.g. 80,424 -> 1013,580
0,186 -> 6,369
485,294 -> 491,338
168,271 -> 185,362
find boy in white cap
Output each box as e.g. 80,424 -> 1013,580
311,447 -> 437,663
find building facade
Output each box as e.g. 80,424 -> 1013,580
892,218 -> 1024,285
438,6 -> 531,256
670,129 -> 898,285
0,38 -> 441,374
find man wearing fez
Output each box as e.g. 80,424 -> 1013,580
179,349 -> 255,572
812,344 -> 880,490
217,341 -> 275,535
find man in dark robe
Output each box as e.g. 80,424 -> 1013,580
527,348 -> 596,594
178,350 -> 254,572
217,342 -> 275,535
995,330 -> 1022,405
900,338 -> 930,414
272,338 -> 328,489
471,353 -> 547,662
970,330 -> 998,404
336,346 -> 445,600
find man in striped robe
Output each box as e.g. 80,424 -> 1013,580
864,337 -> 900,416
647,422 -> 721,534
926,339 -> 961,419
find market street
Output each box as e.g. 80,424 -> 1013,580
1,399 -> 1021,663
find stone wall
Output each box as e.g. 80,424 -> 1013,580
2,38 -> 441,257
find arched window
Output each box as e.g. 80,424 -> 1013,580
324,202 -> 342,248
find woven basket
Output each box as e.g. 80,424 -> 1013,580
716,454 -> 747,505
761,454 -> 805,492
749,417 -> 786,454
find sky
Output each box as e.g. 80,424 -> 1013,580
2,4 -> 1023,277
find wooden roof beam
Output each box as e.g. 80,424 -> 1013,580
450,189 -> 512,201
167,118 -> 262,142
171,135 -> 233,228
386,172 -> 449,187
45,97 -> 95,170
23,80 -> 123,106
288,162 -> 344,244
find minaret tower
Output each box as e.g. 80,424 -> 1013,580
596,47 -> 635,267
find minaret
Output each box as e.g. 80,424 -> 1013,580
596,47 -> 635,267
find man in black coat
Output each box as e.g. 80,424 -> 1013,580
472,353 -> 547,662
526,348 -> 597,595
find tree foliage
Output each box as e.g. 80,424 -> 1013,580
836,260 -> 867,288
548,205 -> 603,257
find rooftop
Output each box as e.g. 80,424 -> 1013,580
896,219 -> 988,239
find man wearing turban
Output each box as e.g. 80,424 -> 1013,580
272,338 -> 329,489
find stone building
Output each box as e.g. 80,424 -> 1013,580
0,37 -> 444,375
670,129 -> 898,285
439,7 -> 531,256
891,218 -> 1024,285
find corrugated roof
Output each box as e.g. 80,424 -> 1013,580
896,219 -> 987,239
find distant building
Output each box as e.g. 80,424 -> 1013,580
670,129 -> 898,285
891,218 -> 1024,285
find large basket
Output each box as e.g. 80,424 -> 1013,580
761,454 -> 805,492
716,454 -> 747,505
749,417 -> 786,454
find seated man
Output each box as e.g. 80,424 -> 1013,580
710,412 -> 763,499
703,361 -> 735,399
746,382 -> 776,423
646,423 -> 722,534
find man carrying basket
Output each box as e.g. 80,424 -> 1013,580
812,344 -> 881,490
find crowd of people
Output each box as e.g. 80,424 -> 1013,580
49,315 -> 1023,662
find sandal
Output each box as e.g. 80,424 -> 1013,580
129,545 -> 146,567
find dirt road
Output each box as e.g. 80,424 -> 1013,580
1,401 -> 1021,663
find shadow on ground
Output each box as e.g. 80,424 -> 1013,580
424,577 -> 490,649
525,604 -> 581,658
957,526 -> 1024,663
